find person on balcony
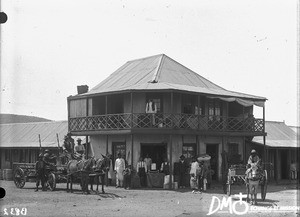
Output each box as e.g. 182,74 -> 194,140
145,99 -> 157,126
74,138 -> 85,160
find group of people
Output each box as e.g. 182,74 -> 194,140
35,133 -> 86,192
61,133 -> 86,160
189,157 -> 214,193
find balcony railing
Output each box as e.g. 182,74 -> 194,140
69,113 -> 264,133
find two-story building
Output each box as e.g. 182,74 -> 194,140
67,54 -> 267,182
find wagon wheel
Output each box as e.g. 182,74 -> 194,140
14,167 -> 26,188
261,170 -> 268,201
47,173 -> 56,191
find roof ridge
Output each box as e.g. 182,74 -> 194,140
150,54 -> 165,83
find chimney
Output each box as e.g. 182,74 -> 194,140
77,85 -> 89,94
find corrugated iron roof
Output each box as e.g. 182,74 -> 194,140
252,121 -> 298,148
80,54 -> 266,101
0,121 -> 85,148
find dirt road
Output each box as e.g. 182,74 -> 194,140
0,181 -> 299,217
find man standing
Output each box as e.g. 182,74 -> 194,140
35,154 -> 46,191
178,155 -> 188,188
137,157 -> 147,187
145,99 -> 157,126
74,138 -> 85,160
123,160 -> 132,190
144,154 -> 152,172
114,153 -> 125,188
189,157 -> 199,192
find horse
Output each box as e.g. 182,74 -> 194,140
89,155 -> 111,194
246,163 -> 262,205
66,157 -> 95,194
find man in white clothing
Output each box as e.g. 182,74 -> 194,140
144,154 -> 152,172
145,99 -> 157,126
114,153 -> 125,188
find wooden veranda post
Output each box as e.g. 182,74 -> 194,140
169,92 -> 173,189
131,92 -> 133,128
56,133 -> 60,148
38,134 -> 42,152
263,105 -> 266,169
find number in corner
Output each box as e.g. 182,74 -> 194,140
3,208 -> 27,216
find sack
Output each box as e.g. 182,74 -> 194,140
164,175 -> 170,185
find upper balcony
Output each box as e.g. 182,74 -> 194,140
69,113 -> 264,136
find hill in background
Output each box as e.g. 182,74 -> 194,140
0,114 -> 52,124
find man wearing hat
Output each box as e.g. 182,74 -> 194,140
178,155 -> 188,188
35,154 -> 47,191
248,149 -> 261,167
74,138 -> 85,160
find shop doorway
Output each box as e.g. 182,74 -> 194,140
141,143 -> 167,171
280,149 -> 288,179
206,144 -> 219,180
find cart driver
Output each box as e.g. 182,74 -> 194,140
63,133 -> 75,153
74,138 -> 85,160
247,149 -> 261,168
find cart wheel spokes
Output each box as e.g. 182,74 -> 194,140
226,183 -> 231,196
14,168 -> 26,188
261,170 -> 268,201
48,173 -> 56,191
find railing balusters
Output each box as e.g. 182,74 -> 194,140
69,113 -> 264,133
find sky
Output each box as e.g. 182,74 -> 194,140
0,0 -> 298,126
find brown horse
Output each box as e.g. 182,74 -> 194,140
66,157 -> 95,194
246,164 -> 262,205
90,155 -> 111,193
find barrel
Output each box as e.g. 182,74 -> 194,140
4,169 -> 13,181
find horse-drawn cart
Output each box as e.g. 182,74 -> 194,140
225,164 -> 268,201
13,162 -> 68,191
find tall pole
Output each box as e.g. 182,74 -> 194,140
263,105 -> 266,169
38,134 -> 42,152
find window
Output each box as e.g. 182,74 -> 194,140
208,99 -> 222,120
5,150 -> 11,161
182,143 -> 196,159
228,143 -> 241,164
19,149 -> 24,162
182,95 -> 197,114
152,98 -> 161,113
228,143 -> 239,156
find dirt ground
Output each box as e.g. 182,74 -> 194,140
0,180 -> 299,217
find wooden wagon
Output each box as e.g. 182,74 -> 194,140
13,162 -> 68,191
